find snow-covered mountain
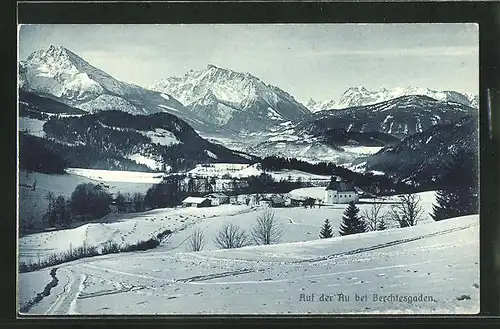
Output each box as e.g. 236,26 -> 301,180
305,98 -> 337,113
307,86 -> 479,112
19,45 -> 220,134
150,65 -> 312,132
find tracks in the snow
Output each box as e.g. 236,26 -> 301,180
295,223 -> 477,264
45,269 -> 86,315
174,268 -> 255,283
33,221 -> 476,311
172,222 -> 477,283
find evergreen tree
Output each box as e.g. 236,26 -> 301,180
377,218 -> 387,231
339,201 -> 367,236
319,219 -> 334,238
432,150 -> 479,221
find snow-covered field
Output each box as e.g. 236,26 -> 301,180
125,154 -> 164,172
18,185 -> 479,314
186,163 -> 331,183
19,117 -> 47,138
65,168 -> 164,183
342,146 -> 384,155
19,204 -> 253,265
18,213 -> 479,314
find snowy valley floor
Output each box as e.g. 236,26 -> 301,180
18,212 -> 479,315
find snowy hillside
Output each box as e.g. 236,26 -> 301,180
203,122 -> 393,165
307,86 -> 479,112
360,113 -> 479,186
25,108 -> 252,172
150,64 -> 311,132
205,94 -> 472,165
19,211 -> 479,314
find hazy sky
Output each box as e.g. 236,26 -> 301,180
19,24 -> 478,104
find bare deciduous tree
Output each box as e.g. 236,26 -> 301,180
389,194 -> 424,228
213,223 -> 249,249
188,228 -> 205,252
251,208 -> 284,245
362,203 -> 385,231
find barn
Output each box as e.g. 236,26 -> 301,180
203,193 -> 230,206
258,198 -> 273,207
181,197 -> 212,208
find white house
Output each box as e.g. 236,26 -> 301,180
324,177 -> 359,204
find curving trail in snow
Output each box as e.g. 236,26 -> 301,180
20,214 -> 479,315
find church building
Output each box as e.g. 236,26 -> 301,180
324,176 -> 359,204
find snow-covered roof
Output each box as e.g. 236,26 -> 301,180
326,179 -> 356,192
182,197 -> 210,204
270,195 -> 286,203
204,193 -> 229,199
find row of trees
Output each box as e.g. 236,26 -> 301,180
187,208 -> 284,251
44,183 -> 115,227
319,194 -> 424,238
259,155 -> 412,195
187,195 -> 424,252
43,183 -> 147,228
188,180 -> 477,251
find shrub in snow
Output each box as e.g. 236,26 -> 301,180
319,219 -> 333,239
339,201 -> 367,236
188,228 -> 205,252
101,241 -> 121,254
69,182 -> 113,220
362,203 -> 385,231
251,208 -> 284,245
121,238 -> 159,252
214,223 -> 250,249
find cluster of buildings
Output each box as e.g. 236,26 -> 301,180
180,176 -> 360,208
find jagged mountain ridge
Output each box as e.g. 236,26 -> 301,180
295,95 -> 476,139
150,64 -> 312,132
307,86 -> 479,112
19,45 -> 223,134
358,113 -> 479,187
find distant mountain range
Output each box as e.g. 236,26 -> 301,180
306,86 -> 478,112
297,95 -> 476,139
18,45 -> 479,190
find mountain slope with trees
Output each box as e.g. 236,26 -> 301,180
360,114 -> 479,189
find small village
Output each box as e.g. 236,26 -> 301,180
179,175 -> 360,209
